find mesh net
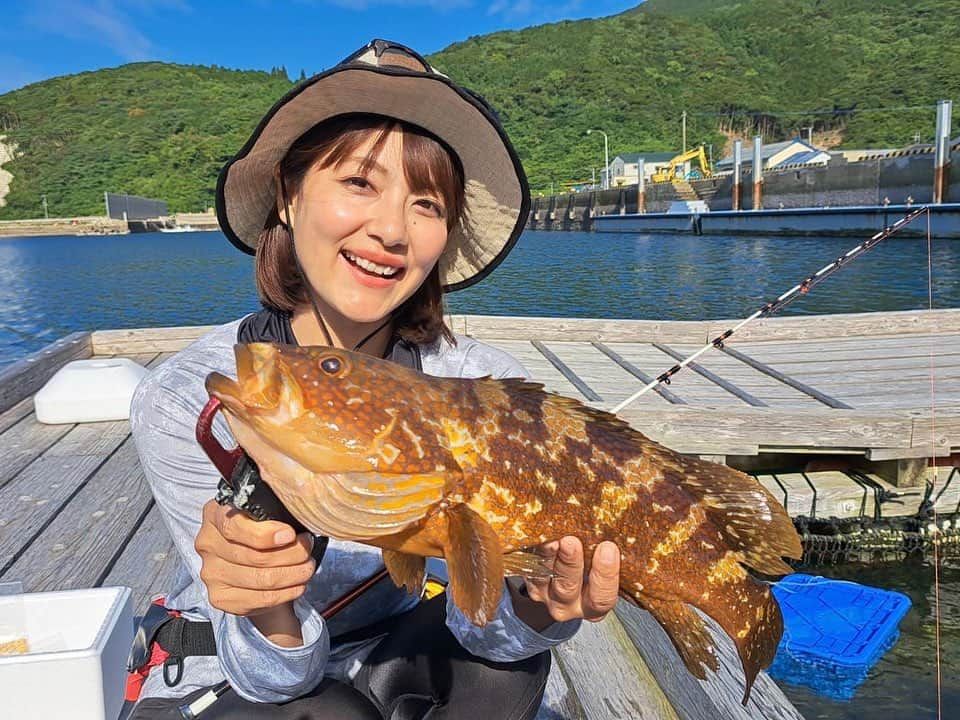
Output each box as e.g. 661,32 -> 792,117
757,467 -> 960,565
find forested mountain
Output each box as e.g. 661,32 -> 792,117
1,0 -> 956,216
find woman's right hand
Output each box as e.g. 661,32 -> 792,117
195,499 -> 316,618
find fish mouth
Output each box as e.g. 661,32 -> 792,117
205,344 -> 301,421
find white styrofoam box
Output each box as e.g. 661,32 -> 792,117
34,358 -> 149,424
0,586 -> 133,720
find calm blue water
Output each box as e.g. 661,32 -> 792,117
0,229 -> 957,718
1,229 -> 957,369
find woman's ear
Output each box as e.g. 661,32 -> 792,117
277,194 -> 295,230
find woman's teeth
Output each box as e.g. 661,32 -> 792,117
343,251 -> 400,277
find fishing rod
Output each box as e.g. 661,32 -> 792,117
611,206 -> 930,415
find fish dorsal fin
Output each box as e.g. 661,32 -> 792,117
670,458 -> 802,573
383,550 -> 426,595
445,503 -> 505,626
485,377 -> 647,439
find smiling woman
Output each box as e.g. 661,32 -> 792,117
126,39 -> 622,720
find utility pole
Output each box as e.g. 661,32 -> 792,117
802,126 -> 814,144
682,111 -> 687,154
586,129 -> 610,190
41,194 -> 48,219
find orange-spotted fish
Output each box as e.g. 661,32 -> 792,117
205,343 -> 802,701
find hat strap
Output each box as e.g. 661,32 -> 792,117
279,175 -> 393,353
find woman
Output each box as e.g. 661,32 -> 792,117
129,40 -> 621,719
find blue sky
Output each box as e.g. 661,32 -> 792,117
0,0 -> 640,94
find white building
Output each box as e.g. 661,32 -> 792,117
606,152 -> 676,186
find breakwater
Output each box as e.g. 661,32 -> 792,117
528,141 -> 959,232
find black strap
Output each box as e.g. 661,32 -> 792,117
156,617 -> 218,657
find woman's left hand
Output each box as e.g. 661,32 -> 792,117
510,536 -> 621,631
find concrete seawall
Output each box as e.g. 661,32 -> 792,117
0,216 -> 129,238
528,143 -> 958,231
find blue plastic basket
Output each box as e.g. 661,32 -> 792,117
769,574 -> 911,700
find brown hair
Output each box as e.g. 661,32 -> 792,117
254,114 -> 464,346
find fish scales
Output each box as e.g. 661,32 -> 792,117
205,343 -> 802,703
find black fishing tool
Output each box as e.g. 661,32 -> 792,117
195,396 -> 328,561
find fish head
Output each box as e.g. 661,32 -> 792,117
204,343 -> 440,475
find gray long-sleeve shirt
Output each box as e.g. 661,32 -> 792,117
129,318 -> 579,704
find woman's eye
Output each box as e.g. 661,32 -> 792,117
415,199 -> 445,218
346,176 -> 371,189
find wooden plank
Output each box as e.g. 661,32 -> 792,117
532,342 -> 603,402
0,454 -> 107,575
460,315 -> 712,343
733,333 -> 960,358
0,397 -> 34,434
550,610 -> 679,720
91,325 -> 217,354
617,405 -> 913,454
603,345 -> 754,408
0,331 -> 91,414
0,414 -> 74,490
488,340 -> 588,400
615,603 -> 804,720
706,309 -> 960,343
536,661 -> 586,720
593,343 -> 688,405
4,439 -> 153,592
719,345 -> 853,409
101,503 -> 179,614
653,344 -> 768,407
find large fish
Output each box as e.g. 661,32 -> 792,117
205,343 -> 802,701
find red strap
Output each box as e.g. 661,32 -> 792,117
125,598 -> 179,703
125,641 -> 171,702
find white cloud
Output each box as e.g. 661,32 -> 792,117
22,1 -> 187,62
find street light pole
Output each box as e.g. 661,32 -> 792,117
682,111 -> 687,154
586,129 -> 610,189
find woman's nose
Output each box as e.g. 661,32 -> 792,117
365,197 -> 407,247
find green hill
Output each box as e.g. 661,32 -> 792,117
1,0 -> 957,216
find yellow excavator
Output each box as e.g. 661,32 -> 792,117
651,145 -> 713,183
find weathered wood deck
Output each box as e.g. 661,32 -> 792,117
5,308 -> 959,719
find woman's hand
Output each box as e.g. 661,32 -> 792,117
509,537 -> 620,632
195,499 -> 316,645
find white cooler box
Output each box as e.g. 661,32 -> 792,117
0,586 -> 134,720
34,358 -> 148,424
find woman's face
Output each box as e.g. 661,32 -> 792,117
288,129 -> 449,326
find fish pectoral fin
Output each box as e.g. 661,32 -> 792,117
641,596 -> 720,681
382,550 -> 426,595
445,504 -> 505,627
503,550 -> 554,582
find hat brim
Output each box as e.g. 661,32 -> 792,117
216,65 -> 529,293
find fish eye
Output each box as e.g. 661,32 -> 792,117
320,357 -> 342,375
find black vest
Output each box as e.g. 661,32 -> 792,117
237,308 -> 421,370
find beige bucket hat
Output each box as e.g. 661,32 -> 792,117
216,39 -> 529,293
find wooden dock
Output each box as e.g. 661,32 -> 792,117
4,308 -> 960,719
